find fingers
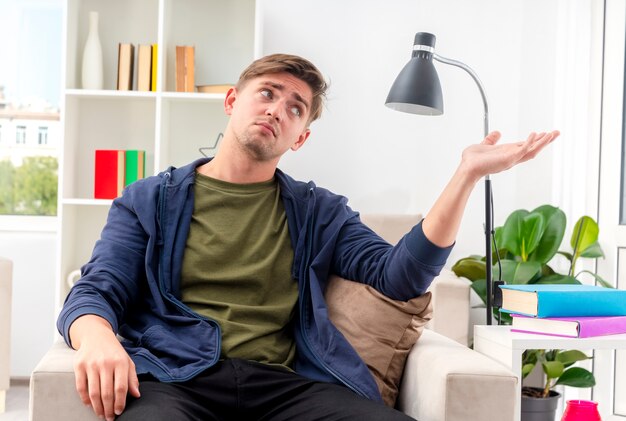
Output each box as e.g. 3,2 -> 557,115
128,361 -> 141,399
113,363 -> 131,417
482,130 -> 501,145
75,354 -> 135,420
83,363 -> 131,421
74,365 -> 92,407
86,366 -> 106,419
519,131 -> 559,163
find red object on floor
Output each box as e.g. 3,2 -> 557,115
561,400 -> 601,421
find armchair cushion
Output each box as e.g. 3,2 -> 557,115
325,275 -> 432,406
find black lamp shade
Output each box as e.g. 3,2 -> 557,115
385,33 -> 444,116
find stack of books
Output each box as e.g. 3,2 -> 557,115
117,43 -> 158,92
499,284 -> 626,338
94,149 -> 146,199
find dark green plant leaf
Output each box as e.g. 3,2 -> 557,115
534,274 -> 581,285
500,210 -> 529,257
542,360 -> 564,379
470,278 -> 487,305
495,310 -> 512,325
495,260 -> 541,284
522,350 -> 541,365
541,264 -> 556,276
494,226 -> 504,249
570,216 -> 599,255
575,270 -> 613,288
554,367 -> 596,388
579,241 -> 605,258
528,205 -> 566,263
492,248 -> 509,262
556,251 -> 573,262
451,258 -> 486,282
521,213 -> 545,259
596,277 -> 615,289
544,349 -> 558,362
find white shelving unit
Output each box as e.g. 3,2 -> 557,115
57,0 -> 260,309
474,325 -> 626,421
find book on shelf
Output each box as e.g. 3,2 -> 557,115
136,44 -> 152,92
196,84 -> 233,94
94,150 -> 125,199
175,45 -> 195,92
117,43 -> 135,90
184,45 -> 194,92
499,284 -> 626,318
151,43 -> 158,91
124,150 -> 145,186
511,314 -> 626,338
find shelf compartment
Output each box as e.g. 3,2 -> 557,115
158,98 -> 228,170
66,0 -> 159,90
62,95 -> 156,200
162,0 -> 256,92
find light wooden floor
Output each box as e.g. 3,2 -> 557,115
0,380 -> 29,421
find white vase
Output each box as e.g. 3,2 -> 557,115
81,11 -> 103,89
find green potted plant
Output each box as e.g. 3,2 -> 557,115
452,205 -> 608,420
520,349 -> 594,420
453,205 -> 610,320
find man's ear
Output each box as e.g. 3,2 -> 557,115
224,87 -> 237,115
291,129 -> 311,152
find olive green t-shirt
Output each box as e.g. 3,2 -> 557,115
180,173 -> 297,369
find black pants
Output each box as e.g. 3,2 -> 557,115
118,359 -> 415,421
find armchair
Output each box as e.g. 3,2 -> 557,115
30,215 -> 516,420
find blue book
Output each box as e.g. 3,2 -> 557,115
499,284 -> 626,318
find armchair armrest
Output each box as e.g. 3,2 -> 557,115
397,329 -> 517,421
29,338 -> 98,421
426,269 -> 471,346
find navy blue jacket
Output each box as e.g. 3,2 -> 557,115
57,158 -> 452,402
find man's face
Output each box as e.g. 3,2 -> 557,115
224,72 -> 312,162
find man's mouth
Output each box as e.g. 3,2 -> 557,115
257,122 -> 276,136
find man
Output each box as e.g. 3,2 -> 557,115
58,53 -> 558,421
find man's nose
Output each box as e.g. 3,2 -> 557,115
265,102 -> 283,122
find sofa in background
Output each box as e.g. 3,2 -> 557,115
30,214 -> 516,421
0,256 -> 13,414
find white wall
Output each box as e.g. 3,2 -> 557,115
259,0 -> 566,265
0,220 -> 57,378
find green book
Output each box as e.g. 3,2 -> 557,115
124,150 -> 145,187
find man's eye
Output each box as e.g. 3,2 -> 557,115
261,89 -> 272,98
290,106 -> 301,117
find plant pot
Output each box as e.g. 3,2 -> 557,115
521,387 -> 561,421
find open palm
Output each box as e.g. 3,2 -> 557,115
461,130 -> 560,180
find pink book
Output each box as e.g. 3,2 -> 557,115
511,314 -> 626,338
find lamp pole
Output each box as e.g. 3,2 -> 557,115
385,33 -> 498,324
432,54 -> 494,325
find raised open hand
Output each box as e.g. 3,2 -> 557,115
422,129 -> 559,247
460,130 -> 560,182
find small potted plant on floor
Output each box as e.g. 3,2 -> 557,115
452,205 -> 608,420
520,349 -> 594,421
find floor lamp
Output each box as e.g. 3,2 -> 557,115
385,32 -> 497,325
